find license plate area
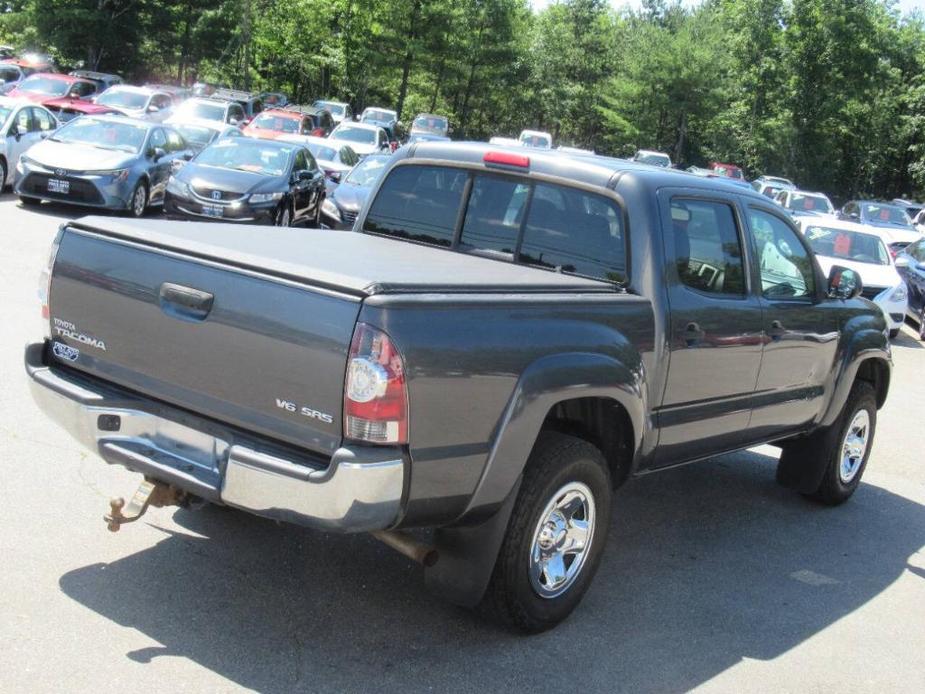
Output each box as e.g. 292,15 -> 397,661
48,178 -> 70,194
202,204 -> 223,218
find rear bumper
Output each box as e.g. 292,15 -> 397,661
25,342 -> 405,532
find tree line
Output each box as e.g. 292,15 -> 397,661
2,0 -> 924,202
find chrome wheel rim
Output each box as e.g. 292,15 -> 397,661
277,207 -> 290,226
132,186 -> 146,216
839,409 -> 870,484
529,481 -> 596,599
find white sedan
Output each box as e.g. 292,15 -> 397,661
800,218 -> 907,338
328,122 -> 389,157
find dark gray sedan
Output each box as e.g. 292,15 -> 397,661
14,114 -> 192,216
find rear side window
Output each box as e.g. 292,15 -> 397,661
518,184 -> 625,282
364,164 -> 627,283
671,199 -> 745,296
363,165 -> 467,247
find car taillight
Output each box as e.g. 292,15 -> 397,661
344,323 -> 408,445
38,233 -> 61,339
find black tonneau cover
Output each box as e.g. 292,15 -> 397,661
67,216 -> 614,295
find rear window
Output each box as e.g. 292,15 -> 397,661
363,165 -> 627,283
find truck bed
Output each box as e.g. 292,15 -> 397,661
68,216 -> 617,295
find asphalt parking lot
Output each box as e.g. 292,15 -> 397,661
1,195 -> 923,693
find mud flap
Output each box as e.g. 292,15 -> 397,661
776,435 -> 830,494
424,478 -> 521,608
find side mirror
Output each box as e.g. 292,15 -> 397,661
229,118 -> 240,126
147,104 -> 160,113
152,147 -> 167,161
894,256 -> 910,269
10,123 -> 22,139
296,170 -> 313,181
827,265 -> 863,300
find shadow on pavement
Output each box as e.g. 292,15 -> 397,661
59,450 -> 925,692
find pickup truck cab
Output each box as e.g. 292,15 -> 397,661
27,142 -> 891,633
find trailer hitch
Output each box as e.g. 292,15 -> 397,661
104,479 -> 188,532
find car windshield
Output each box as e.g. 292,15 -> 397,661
635,152 -> 670,167
714,165 -> 743,179
804,226 -> 890,265
0,67 -> 20,83
250,112 -> 299,132
96,90 -> 148,109
175,124 -> 217,148
520,133 -> 551,148
18,76 -> 69,96
195,140 -> 291,175
306,143 -> 337,162
345,156 -> 388,186
333,126 -> 377,144
363,109 -> 394,122
413,115 -> 447,132
175,100 -> 225,122
315,101 -> 344,116
51,118 -> 147,153
862,203 -> 913,227
787,193 -> 833,213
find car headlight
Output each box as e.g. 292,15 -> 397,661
322,197 -> 341,220
249,191 -> 284,203
166,176 -> 190,197
18,155 -> 41,173
891,283 -> 907,302
93,168 -> 130,182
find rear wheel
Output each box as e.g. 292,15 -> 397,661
919,306 -> 925,341
482,432 -> 612,633
0,159 -> 7,191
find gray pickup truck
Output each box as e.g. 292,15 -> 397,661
27,142 -> 891,632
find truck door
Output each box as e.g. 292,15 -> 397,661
654,192 -> 765,466
741,204 -> 839,434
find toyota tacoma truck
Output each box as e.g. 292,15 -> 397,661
26,142 -> 891,633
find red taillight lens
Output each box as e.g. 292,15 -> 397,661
344,323 -> 408,445
484,151 -> 530,168
38,235 -> 61,338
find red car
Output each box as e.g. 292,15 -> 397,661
242,106 -> 334,140
43,97 -> 120,123
8,72 -> 100,106
710,161 -> 745,180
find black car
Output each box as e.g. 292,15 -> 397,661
164,137 -> 325,226
320,153 -> 389,229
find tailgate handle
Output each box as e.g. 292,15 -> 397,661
159,283 -> 214,321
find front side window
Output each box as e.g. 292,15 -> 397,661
748,209 -> 815,299
164,128 -> 185,152
32,107 -> 53,131
671,199 -> 745,296
363,165 -> 466,247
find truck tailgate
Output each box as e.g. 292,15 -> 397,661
48,224 -> 361,455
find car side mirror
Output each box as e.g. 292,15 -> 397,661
151,147 -> 166,161
827,265 -> 863,299
229,118 -> 240,126
296,170 -> 313,181
894,256 -> 909,269
147,104 -> 159,113
10,123 -> 22,139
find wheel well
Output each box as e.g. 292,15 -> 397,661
540,397 -> 635,488
856,358 -> 889,409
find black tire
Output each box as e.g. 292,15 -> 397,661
275,201 -> 292,227
919,306 -> 925,341
127,181 -> 148,218
312,196 -> 324,228
0,158 -> 7,191
482,432 -> 612,634
19,195 -> 41,206
888,328 -> 899,340
778,380 -> 877,506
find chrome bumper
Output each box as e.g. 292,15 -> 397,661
25,342 -> 405,532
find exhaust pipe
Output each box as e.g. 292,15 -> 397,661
372,530 -> 439,567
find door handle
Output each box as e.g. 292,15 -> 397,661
159,282 -> 214,322
767,320 -> 786,341
682,322 -> 705,347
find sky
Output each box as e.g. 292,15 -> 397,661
529,0 -> 925,15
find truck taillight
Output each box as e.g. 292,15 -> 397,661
38,234 -> 61,339
344,323 -> 408,445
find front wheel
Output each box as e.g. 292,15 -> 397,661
128,181 -> 148,218
919,306 -> 925,341
275,202 -> 292,227
482,432 -> 612,633
778,380 -> 877,505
